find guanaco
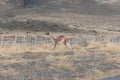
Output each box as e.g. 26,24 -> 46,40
45,32 -> 71,49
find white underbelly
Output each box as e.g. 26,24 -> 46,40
58,39 -> 64,44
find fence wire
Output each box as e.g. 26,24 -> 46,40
0,34 -> 119,47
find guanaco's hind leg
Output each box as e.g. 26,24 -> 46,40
64,39 -> 71,49
66,42 -> 71,49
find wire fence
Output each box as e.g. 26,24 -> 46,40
0,34 -> 120,47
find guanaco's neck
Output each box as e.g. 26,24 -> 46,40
50,33 -> 55,40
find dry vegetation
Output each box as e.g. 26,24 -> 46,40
0,41 -> 119,56
0,42 -> 119,80
87,41 -> 120,54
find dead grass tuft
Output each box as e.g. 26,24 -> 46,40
0,41 -> 119,56
100,43 -> 120,54
72,45 -> 81,50
0,69 -> 19,76
87,41 -> 102,49
106,58 -> 120,63
86,41 -> 120,54
51,63 -> 74,71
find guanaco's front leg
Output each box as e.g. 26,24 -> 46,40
52,42 -> 57,49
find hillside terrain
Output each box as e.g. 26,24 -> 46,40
0,0 -> 120,35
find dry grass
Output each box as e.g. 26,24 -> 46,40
0,44 -> 77,57
0,42 -> 119,80
0,44 -> 65,56
100,43 -> 120,54
86,41 -> 102,49
46,53 -> 75,71
0,41 -> 119,56
106,57 -> 120,63
0,69 -> 19,76
51,63 -> 74,71
72,45 -> 81,50
87,69 -> 107,79
86,41 -> 120,54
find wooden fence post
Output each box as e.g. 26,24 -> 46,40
34,35 -> 37,45
14,35 -> 17,45
1,35 -> 4,46
23,35 -> 26,46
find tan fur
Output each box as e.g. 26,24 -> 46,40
49,32 -> 71,49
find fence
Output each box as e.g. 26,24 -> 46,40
0,34 -> 120,47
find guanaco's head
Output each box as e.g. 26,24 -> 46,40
45,32 -> 51,35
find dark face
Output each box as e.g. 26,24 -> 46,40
45,32 -> 50,35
